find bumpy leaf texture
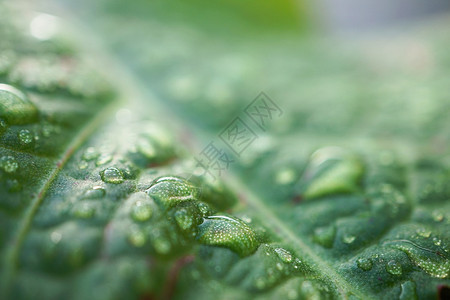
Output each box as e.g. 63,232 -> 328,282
0,1 -> 450,300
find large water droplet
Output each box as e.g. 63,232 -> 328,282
18,129 -> 33,144
356,257 -> 373,271
196,214 -> 260,257
0,84 -> 38,125
297,147 -> 364,200
416,228 -> 431,238
101,167 -> 124,184
388,239 -> 449,278
385,260 -> 402,276
146,176 -> 198,209
0,155 -> 18,173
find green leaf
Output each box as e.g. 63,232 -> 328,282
1,1 -> 450,300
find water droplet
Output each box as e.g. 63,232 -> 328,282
385,260 -> 402,276
101,167 -> 124,184
78,160 -> 88,170
276,262 -> 284,271
433,237 -> 442,246
18,129 -> 33,144
196,214 -> 260,257
174,208 -> 194,231
30,13 -> 59,40
83,186 -> 106,199
0,84 -> 38,125
274,247 -> 293,263
0,155 -> 18,173
128,226 -> 146,247
96,153 -> 113,166
153,238 -> 171,254
275,168 -> 296,185
356,257 -> 373,271
432,210 -> 444,222
73,202 -> 95,219
131,200 -> 153,222
82,147 -> 99,161
342,234 -> 356,244
312,225 -> 336,248
50,231 -> 62,244
6,179 -> 21,192
399,281 -> 417,300
416,228 -> 431,238
146,176 -> 198,209
0,118 -> 8,135
297,147 -> 364,200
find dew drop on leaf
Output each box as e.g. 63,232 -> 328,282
356,257 -> 373,271
386,260 -> 402,276
73,202 -> 95,219
399,281 -> 418,300
0,155 -> 18,173
83,186 -> 106,199
18,129 -> 33,144
196,214 -> 260,257
131,200 -> 153,222
342,234 -> 356,244
146,176 -> 198,209
153,237 -> 171,254
96,153 -> 113,166
0,83 -> 38,125
174,208 -> 193,231
82,147 -> 99,161
100,167 -> 124,184
274,247 -> 293,263
128,226 -> 146,247
312,225 -> 336,248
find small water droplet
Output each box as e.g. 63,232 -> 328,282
356,257 -> 373,271
274,247 -> 293,263
196,214 -> 260,257
342,234 -> 356,244
18,129 -> 33,144
275,167 -> 296,185
416,228 -> 431,238
50,231 -> 62,244
83,186 -> 106,199
78,160 -> 88,170
131,200 -> 153,222
73,202 -> 95,219
0,156 -> 18,173
386,260 -> 402,275
276,262 -> 284,271
96,153 -> 113,166
0,84 -> 38,125
399,281 -> 417,300
101,167 -> 124,184
128,226 -> 146,247
432,237 -> 442,246
153,238 -> 171,254
174,208 -> 194,231
432,210 -> 444,222
82,147 -> 99,161
0,118 -> 8,135
297,147 -> 364,200
6,179 -> 21,192
312,225 -> 336,248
